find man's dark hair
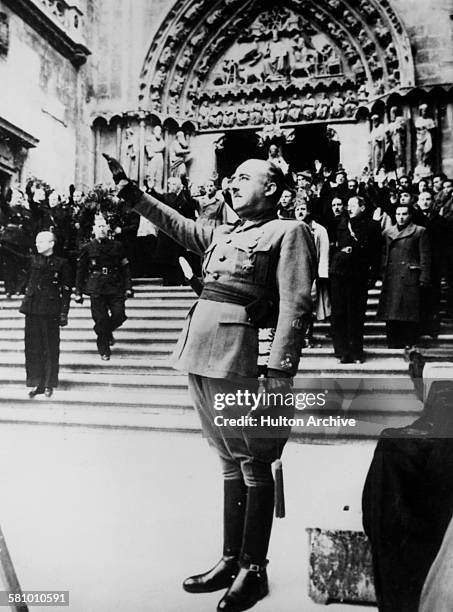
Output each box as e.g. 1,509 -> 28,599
399,190 -> 413,201
396,202 -> 413,215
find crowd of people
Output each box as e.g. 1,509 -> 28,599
272,164 -> 453,361
1,159 -> 453,369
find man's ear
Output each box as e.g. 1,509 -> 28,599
264,182 -> 278,197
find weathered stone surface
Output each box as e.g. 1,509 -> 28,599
307,528 -> 376,605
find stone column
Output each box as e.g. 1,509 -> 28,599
93,123 -> 101,184
138,112 -> 146,187
116,121 -> 122,160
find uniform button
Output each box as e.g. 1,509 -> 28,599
212,272 -> 220,280
219,255 -> 226,262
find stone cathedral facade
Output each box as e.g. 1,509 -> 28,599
0,0 -> 453,192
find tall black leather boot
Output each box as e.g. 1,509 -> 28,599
183,479 -> 246,593
217,485 -> 274,612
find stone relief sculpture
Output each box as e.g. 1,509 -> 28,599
236,99 -> 250,126
198,100 -> 210,129
263,102 -> 275,125
145,125 -> 166,191
344,90 -> 358,118
369,114 -> 386,174
415,103 -> 436,177
387,106 -> 407,172
330,94 -> 344,118
208,100 -> 224,128
223,102 -> 237,128
302,93 -> 316,121
123,128 -> 138,180
250,99 -> 263,125
275,97 -> 289,123
170,130 -> 192,176
316,92 -> 330,119
288,95 -> 302,122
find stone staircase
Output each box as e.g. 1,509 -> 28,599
0,279 -> 451,437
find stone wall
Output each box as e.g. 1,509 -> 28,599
0,1 -> 86,191
391,0 -> 453,85
84,0 -> 453,185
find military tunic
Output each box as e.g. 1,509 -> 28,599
19,254 -> 71,388
120,188 -> 317,484
75,238 -> 132,356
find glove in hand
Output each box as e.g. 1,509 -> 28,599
103,154 -> 129,185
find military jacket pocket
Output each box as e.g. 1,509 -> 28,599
209,307 -> 258,376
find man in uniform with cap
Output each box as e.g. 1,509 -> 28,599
104,154 -> 316,612
75,217 -> 133,360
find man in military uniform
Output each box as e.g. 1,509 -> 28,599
16,231 -> 71,398
75,218 -> 133,360
105,155 -> 316,612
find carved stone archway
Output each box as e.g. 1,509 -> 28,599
139,0 -> 415,132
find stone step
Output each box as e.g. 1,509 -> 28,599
0,366 -> 419,392
0,384 -> 421,414
0,388 -> 419,438
0,351 -> 411,376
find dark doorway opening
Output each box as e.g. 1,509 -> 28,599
216,130 -> 264,182
215,123 -> 340,182
0,170 -> 11,201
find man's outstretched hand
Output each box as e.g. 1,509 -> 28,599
103,153 -> 129,185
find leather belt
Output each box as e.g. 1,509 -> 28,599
90,267 -> 119,275
200,282 -> 253,306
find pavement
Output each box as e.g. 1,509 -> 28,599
0,422 -> 378,612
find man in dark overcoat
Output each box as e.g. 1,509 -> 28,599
378,203 -> 431,348
16,231 -> 71,397
330,196 -> 381,363
75,218 -> 133,360
105,155 -> 316,612
412,191 -> 448,338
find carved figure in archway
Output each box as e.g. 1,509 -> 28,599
159,41 -> 176,69
152,68 -> 166,91
250,99 -> 263,125
388,106 -> 407,171
198,100 -> 210,129
288,94 -> 302,122
124,128 -> 138,180
263,102 -> 275,125
262,42 -> 278,81
302,93 -> 316,121
223,102 -> 237,128
316,92 -> 330,119
330,94 -> 344,118
358,85 -> 369,103
268,143 -> 289,174
237,99 -> 250,126
170,130 -> 192,176
145,125 -> 166,191
344,90 -> 358,118
208,100 -> 224,129
275,97 -> 289,123
369,114 -> 386,174
415,103 -> 435,176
